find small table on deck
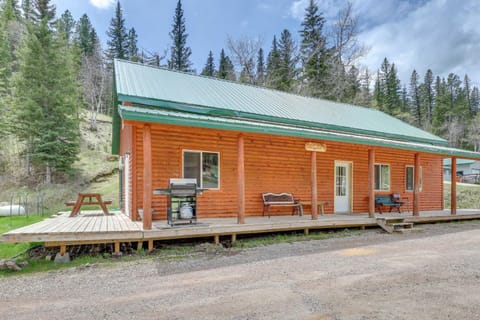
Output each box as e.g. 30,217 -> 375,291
299,201 -> 331,216
66,193 -> 112,217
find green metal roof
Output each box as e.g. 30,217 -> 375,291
118,105 -> 480,160
113,59 -> 447,147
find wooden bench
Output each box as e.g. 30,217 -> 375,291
65,193 -> 113,217
375,193 -> 407,214
262,193 -> 303,218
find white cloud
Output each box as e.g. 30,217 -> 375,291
89,0 -> 115,9
358,0 -> 480,86
290,0 -> 309,20
289,0 -> 346,21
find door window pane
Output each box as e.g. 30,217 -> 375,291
336,166 -> 346,196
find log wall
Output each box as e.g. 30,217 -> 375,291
121,122 -> 444,219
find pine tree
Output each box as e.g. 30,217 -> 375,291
255,48 -> 265,85
422,69 -> 434,127
299,0 -> 330,97
372,71 -> 384,110
464,74 -> 473,116
106,1 -> 128,62
1,0 -> 20,24
13,0 -> 80,182
168,0 -> 192,71
0,26 -> 9,131
217,48 -> 235,81
57,9 -> 75,43
471,86 -> 480,115
75,14 -> 96,56
277,29 -> 297,92
22,0 -> 33,21
400,85 -> 409,113
266,35 -> 281,89
127,27 -> 138,61
0,0 -> 21,133
385,63 -> 400,115
201,50 -> 215,77
410,69 -> 422,127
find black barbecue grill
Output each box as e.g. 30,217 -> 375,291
153,178 -> 203,226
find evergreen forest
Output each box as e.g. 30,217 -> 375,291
0,0 -> 479,185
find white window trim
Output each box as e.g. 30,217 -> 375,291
374,163 -> 390,192
405,165 -> 422,192
182,149 -> 220,190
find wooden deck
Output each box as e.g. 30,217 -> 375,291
2,210 -> 480,249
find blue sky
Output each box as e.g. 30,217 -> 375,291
52,0 -> 480,86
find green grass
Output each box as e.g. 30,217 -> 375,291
0,215 -> 48,259
0,254 -> 115,277
444,181 -> 480,208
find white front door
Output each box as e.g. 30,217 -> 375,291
334,162 -> 351,213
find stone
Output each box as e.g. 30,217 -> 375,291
54,252 -> 71,263
5,260 -> 21,271
112,252 -> 123,258
18,261 -> 29,268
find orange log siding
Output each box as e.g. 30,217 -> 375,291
119,121 -> 444,220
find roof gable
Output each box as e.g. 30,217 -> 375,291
114,59 -> 446,146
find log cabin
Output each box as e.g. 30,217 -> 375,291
112,59 -> 480,230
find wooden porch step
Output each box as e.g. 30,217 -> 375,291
376,217 -> 417,234
392,222 -> 413,229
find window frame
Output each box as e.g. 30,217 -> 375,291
182,149 -> 220,190
374,163 -> 391,192
405,165 -> 422,192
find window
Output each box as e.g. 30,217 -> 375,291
183,151 -> 219,189
406,166 -> 422,192
374,164 -> 390,191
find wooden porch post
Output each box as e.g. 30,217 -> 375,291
311,151 -> 318,220
142,125 -> 152,230
237,134 -> 245,224
368,149 -> 375,217
131,126 -> 138,221
451,157 -> 457,215
413,153 -> 420,216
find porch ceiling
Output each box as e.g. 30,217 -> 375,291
118,105 -> 480,160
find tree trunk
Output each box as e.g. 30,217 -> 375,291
25,143 -> 31,176
45,165 -> 51,184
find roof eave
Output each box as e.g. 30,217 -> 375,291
117,94 -> 448,147
118,105 -> 480,160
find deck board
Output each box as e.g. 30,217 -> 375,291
2,210 -> 480,244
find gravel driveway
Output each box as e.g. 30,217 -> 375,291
1,221 -> 480,320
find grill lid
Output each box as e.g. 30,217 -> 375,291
169,178 -> 197,186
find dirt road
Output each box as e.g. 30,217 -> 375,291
1,222 -> 480,319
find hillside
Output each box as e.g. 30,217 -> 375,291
0,111 -> 119,214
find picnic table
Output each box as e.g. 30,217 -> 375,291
65,193 -> 112,217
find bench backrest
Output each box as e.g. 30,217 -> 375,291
262,193 -> 295,204
375,195 -> 394,205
